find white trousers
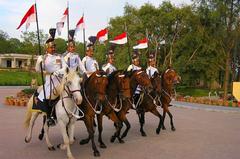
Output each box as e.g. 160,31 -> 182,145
38,75 -> 61,101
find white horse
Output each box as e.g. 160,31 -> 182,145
24,66 -> 83,159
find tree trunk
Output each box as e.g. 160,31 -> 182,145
223,51 -> 231,101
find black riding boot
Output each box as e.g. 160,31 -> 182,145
45,100 -> 56,127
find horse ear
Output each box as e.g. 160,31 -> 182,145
66,67 -> 69,74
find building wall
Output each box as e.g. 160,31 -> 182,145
0,54 -> 38,69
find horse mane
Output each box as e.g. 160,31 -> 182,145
59,70 -> 77,93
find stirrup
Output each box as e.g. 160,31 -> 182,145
47,117 -> 56,127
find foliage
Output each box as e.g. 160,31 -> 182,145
0,0 -> 239,91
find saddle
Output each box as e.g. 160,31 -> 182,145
32,91 -> 60,120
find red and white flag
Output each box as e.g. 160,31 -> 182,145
110,32 -> 127,45
133,38 -> 148,49
96,28 -> 108,44
56,8 -> 68,36
75,15 -> 84,31
16,4 -> 36,30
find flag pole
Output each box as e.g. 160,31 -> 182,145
125,22 -> 131,65
67,1 -> 70,40
83,13 -> 86,54
35,2 -> 47,103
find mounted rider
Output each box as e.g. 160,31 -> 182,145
82,42 -> 99,77
62,30 -> 86,74
102,49 -> 117,75
127,52 -> 143,109
146,53 -> 159,78
35,28 -> 64,126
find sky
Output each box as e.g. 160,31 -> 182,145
0,0 -> 192,42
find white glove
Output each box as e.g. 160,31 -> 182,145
52,71 -> 60,77
38,55 -> 43,63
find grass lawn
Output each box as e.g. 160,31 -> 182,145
0,70 -> 41,86
176,86 -> 210,97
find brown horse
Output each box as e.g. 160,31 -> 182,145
97,70 -> 131,148
111,69 -> 153,142
136,71 -> 163,136
78,70 -> 108,157
79,70 -> 131,148
160,68 -> 181,131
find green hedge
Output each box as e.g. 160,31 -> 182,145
0,70 -> 42,86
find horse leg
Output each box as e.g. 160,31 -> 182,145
162,109 -> 166,130
166,109 -> 176,131
25,112 -> 39,143
120,115 -> 131,140
44,120 -> 55,151
58,120 -> 75,159
150,108 -> 163,134
85,117 -> 100,157
97,114 -> 107,148
138,111 -> 147,137
38,115 -> 46,140
68,120 -> 76,145
107,112 -> 124,144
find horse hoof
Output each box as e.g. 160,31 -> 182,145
156,128 -> 161,134
24,137 -> 30,143
141,132 -> 147,137
118,139 -> 125,144
57,144 -> 61,149
38,133 -> 44,140
79,139 -> 89,145
110,136 -> 116,143
171,127 -> 176,131
162,127 -> 166,130
100,144 -> 107,149
94,151 -> 100,157
48,146 -> 56,151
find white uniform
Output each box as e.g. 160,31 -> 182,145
127,64 -> 142,94
102,63 -> 117,75
35,53 -> 64,101
62,52 -> 86,74
82,56 -> 99,77
146,66 -> 158,78
127,64 -> 141,72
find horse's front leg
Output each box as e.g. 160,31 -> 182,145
119,112 -> 131,140
138,111 -> 147,137
84,116 -> 100,157
107,111 -> 124,144
150,108 -> 163,134
25,112 -> 39,143
167,109 -> 176,131
44,121 -> 55,151
68,119 -> 76,145
97,114 -> 107,148
58,120 -> 75,159
162,109 -> 166,130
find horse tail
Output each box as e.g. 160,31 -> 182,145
24,95 -> 34,129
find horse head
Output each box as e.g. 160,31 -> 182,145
131,69 -> 153,93
89,70 -> 108,102
115,71 -> 131,99
60,66 -> 83,105
162,68 -> 181,86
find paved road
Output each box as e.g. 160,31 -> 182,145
0,87 -> 240,159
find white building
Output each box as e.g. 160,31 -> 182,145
0,53 -> 38,69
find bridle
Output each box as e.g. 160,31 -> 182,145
83,72 -> 108,114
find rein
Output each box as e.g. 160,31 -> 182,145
61,84 -> 84,120
83,88 -> 102,114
